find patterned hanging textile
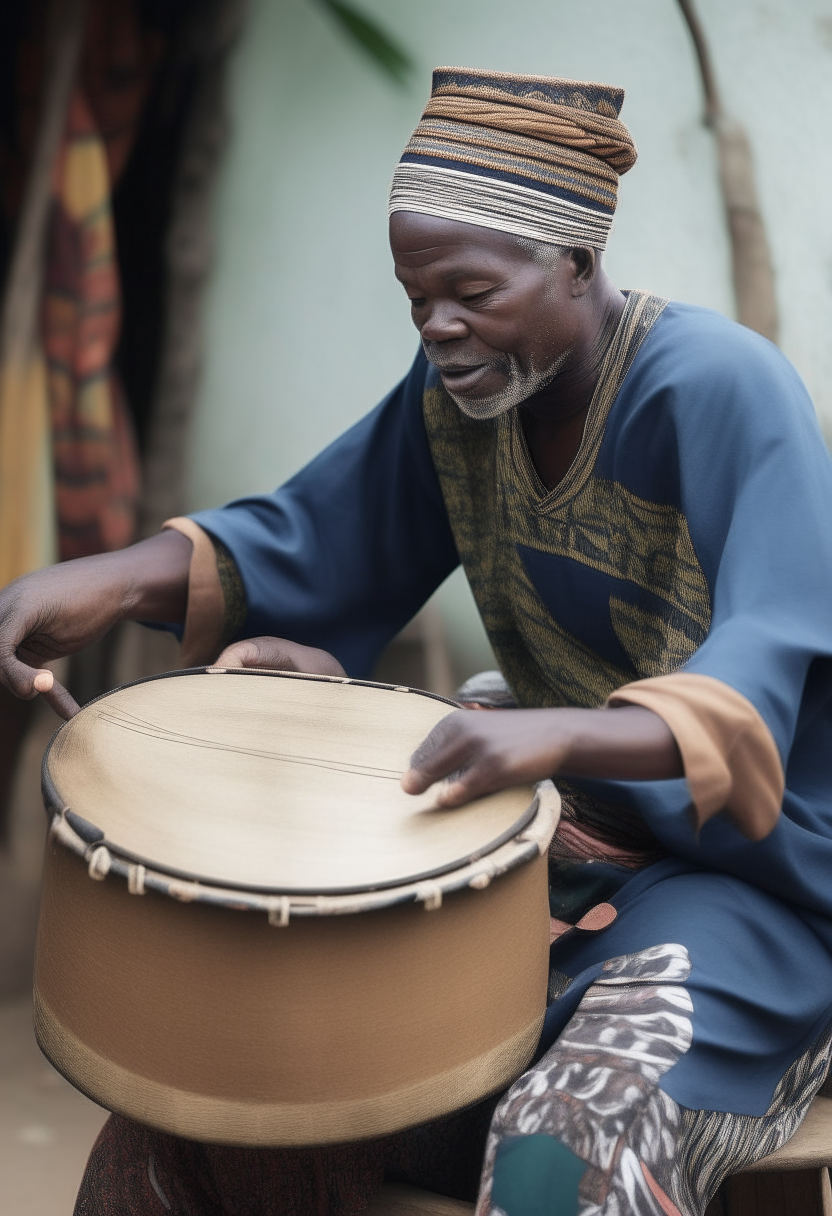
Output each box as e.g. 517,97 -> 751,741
0,0 -> 153,574
0,0 -> 83,588
42,84 -> 140,560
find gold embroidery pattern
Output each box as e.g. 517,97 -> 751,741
423,292 -> 711,708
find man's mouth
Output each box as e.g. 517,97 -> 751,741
436,363 -> 492,394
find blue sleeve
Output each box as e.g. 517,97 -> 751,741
601,308 -> 832,912
675,324 -> 832,900
190,350 -> 459,676
606,307 -> 832,766
668,323 -> 832,766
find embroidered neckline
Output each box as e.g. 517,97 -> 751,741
505,289 -> 668,514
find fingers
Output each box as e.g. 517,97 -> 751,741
215,639 -> 262,668
419,765 -> 502,810
401,712 -> 473,796
33,670 -> 81,720
215,636 -> 347,678
301,646 -> 347,678
401,708 -> 553,808
0,653 -> 51,701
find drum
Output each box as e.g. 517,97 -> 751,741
34,668 -> 559,1147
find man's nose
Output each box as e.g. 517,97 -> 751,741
418,302 -> 469,343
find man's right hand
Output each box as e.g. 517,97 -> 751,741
215,636 -> 346,678
0,530 -> 193,701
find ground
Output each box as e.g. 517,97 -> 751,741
0,995 -> 106,1215
0,694 -> 107,1214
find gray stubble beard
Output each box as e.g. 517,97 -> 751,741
437,346 -> 572,420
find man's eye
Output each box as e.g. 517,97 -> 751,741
460,288 -> 493,304
408,297 -> 426,309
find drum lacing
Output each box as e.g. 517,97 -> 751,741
468,860 -> 496,890
88,846 -> 112,881
49,810 -> 71,844
127,864 -> 147,896
415,880 -> 443,911
267,896 -> 291,927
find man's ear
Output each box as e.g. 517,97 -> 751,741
567,247 -> 597,297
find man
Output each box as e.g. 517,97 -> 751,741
3,67 -> 832,1216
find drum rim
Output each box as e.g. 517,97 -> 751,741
42,666 -> 544,900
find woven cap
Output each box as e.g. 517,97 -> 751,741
389,67 -> 637,249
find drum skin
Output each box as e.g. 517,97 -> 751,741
34,827 -> 550,1147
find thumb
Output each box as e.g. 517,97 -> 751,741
0,653 -> 47,701
214,639 -> 262,668
0,656 -> 81,719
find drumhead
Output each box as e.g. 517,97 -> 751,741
44,669 -> 539,895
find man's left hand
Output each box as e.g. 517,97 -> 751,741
401,705 -> 682,807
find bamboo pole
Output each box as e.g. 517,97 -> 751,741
676,0 -> 779,344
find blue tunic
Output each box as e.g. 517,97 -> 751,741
192,297 -> 832,1116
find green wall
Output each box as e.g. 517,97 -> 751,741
187,0 -> 832,676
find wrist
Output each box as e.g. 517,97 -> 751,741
118,531 -> 193,624
553,708 -> 603,775
552,705 -> 682,782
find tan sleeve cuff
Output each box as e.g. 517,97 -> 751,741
607,672 -> 784,841
162,517 -> 226,667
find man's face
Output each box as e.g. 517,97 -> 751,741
390,211 -> 583,419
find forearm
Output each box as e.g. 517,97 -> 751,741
13,529 -> 193,629
557,705 -> 682,782
116,530 -> 192,624
0,530 -> 193,701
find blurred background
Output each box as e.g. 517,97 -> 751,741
0,0 -> 831,1209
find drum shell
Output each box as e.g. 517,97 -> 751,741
34,835 -> 550,1147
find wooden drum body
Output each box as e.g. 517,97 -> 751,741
34,669 -> 559,1147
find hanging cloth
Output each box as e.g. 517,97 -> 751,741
42,84 -> 140,560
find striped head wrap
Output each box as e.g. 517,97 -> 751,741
389,67 -> 637,250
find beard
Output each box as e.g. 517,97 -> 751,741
423,340 -> 571,420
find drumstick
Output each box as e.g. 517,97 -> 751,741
33,670 -> 81,721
